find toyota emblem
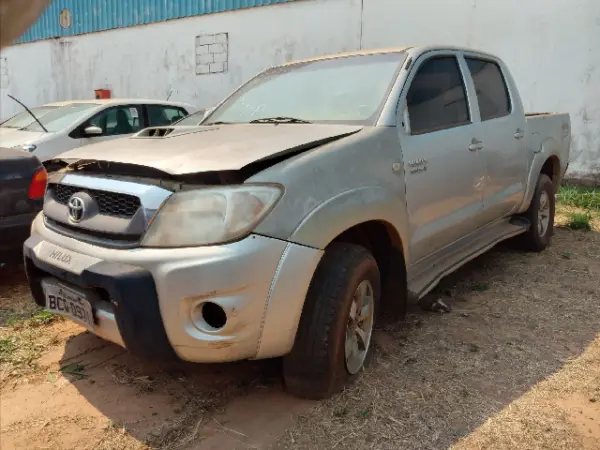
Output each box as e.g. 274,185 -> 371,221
67,195 -> 86,223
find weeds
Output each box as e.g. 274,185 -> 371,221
564,210 -> 593,231
29,310 -> 61,327
556,184 -> 599,232
558,184 -> 600,211
0,310 -> 62,385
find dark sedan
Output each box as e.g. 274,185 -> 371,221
0,147 -> 47,261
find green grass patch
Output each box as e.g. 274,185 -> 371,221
472,282 -> 490,292
564,210 -> 593,231
558,185 -> 600,211
28,310 -> 61,327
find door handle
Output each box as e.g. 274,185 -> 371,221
469,138 -> 484,152
514,129 -> 525,140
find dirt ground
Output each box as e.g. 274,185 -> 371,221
1,213 -> 599,449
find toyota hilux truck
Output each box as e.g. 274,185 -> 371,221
23,46 -> 571,399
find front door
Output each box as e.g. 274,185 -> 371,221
79,105 -> 144,147
399,54 -> 486,263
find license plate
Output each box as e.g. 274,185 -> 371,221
42,280 -> 95,330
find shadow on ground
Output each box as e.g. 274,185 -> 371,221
56,332 -> 288,448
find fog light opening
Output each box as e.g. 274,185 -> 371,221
202,302 -> 227,330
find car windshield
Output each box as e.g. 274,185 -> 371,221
23,103 -> 99,132
0,106 -> 58,129
173,109 -> 207,126
205,52 -> 406,125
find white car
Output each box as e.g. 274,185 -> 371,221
0,104 -> 59,137
0,99 -> 197,161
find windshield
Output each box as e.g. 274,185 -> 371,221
0,106 -> 58,129
23,103 -> 99,132
205,52 -> 406,125
173,109 -> 207,126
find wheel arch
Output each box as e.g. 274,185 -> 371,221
327,220 -> 408,320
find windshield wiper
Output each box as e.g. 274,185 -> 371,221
249,116 -> 312,124
203,121 -> 234,125
7,94 -> 48,132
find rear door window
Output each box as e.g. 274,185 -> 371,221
465,58 -> 511,121
406,56 -> 470,135
147,105 -> 188,127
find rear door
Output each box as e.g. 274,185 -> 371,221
461,54 -> 527,220
399,52 -> 486,262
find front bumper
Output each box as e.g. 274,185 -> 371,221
24,214 -> 323,362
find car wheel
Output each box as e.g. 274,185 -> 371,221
283,243 -> 380,400
519,174 -> 555,252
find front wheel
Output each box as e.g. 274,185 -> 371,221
518,174 -> 555,252
283,243 -> 380,400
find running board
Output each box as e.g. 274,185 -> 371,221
510,216 -> 531,229
407,219 -> 529,300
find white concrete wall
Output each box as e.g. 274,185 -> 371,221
361,0 -> 600,180
0,0 -> 362,117
1,0 -> 599,179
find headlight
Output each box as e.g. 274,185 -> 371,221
141,184 -> 283,247
9,144 -> 36,152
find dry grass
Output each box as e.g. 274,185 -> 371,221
276,194 -> 600,450
0,264 -> 64,386
454,336 -> 600,450
1,187 -> 599,450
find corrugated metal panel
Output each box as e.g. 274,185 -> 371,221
16,0 -> 298,44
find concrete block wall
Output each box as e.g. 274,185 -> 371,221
195,33 -> 228,75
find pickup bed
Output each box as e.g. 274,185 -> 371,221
24,45 -> 570,399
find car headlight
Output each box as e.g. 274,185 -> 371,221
141,184 -> 283,247
9,144 -> 36,152
22,144 -> 37,152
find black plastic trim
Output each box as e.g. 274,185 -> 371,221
23,238 -> 177,360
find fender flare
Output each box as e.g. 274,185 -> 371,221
518,137 -> 560,213
289,185 -> 410,262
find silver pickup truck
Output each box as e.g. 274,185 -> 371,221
24,46 -> 570,399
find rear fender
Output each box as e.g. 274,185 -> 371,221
517,137 -> 560,213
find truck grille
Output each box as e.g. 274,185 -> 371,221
50,183 -> 141,218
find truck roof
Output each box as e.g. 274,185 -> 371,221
280,45 -> 498,66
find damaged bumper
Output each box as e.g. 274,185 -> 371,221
24,214 -> 322,363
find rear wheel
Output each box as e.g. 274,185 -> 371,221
518,174 -> 555,252
283,243 -> 380,399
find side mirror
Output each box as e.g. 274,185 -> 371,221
83,125 -> 103,137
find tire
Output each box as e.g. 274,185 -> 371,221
518,174 -> 555,252
283,243 -> 380,400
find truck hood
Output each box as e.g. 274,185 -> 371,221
0,129 -> 47,148
55,123 -> 363,175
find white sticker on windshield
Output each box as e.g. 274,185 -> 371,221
129,108 -> 139,118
